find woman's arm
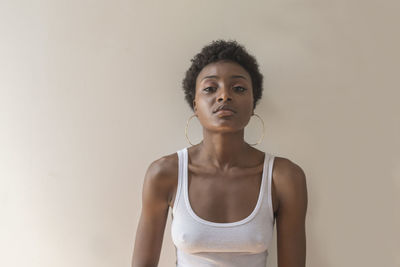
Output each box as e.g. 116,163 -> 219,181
131,158 -> 174,267
275,158 -> 308,267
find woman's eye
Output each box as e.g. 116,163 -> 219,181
203,86 -> 246,93
203,87 -> 216,92
234,86 -> 247,92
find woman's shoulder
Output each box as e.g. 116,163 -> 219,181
272,156 -> 308,209
146,151 -> 179,182
249,147 -> 306,180
142,151 -> 179,201
272,156 -> 306,180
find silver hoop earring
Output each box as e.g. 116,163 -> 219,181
185,114 -> 198,146
185,113 -> 265,146
248,113 -> 265,146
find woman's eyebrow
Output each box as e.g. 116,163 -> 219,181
201,75 -> 247,82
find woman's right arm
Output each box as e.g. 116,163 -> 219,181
131,157 -> 174,267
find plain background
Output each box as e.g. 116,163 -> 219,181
1,0 -> 399,266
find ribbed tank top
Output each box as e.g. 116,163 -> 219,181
171,147 -> 276,267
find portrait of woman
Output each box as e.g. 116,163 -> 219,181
2,1 -> 398,266
132,40 -> 308,267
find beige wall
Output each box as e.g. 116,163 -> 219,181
1,1 -> 399,266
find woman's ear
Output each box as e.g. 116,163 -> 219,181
193,100 -> 196,112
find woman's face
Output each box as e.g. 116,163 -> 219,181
193,60 -> 254,133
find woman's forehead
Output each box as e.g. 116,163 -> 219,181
197,60 -> 251,82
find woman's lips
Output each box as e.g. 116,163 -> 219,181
215,109 -> 235,116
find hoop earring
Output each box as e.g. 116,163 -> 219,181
185,114 -> 198,146
248,113 -> 265,146
185,113 -> 265,146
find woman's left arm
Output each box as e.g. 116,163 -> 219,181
274,158 -> 308,267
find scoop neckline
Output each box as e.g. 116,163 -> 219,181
183,146 -> 267,227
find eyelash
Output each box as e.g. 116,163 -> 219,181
203,86 -> 247,93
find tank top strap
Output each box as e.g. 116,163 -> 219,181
173,148 -> 185,215
266,153 -> 276,220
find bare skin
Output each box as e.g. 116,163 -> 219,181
132,60 -> 308,267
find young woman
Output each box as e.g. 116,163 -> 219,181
132,40 -> 308,267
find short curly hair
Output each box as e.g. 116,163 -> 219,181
182,39 -> 264,112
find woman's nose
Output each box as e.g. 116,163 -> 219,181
217,87 -> 232,102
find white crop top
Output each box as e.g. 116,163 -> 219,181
171,147 -> 276,267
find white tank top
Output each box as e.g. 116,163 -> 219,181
171,147 -> 276,267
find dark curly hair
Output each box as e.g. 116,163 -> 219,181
182,39 -> 264,112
